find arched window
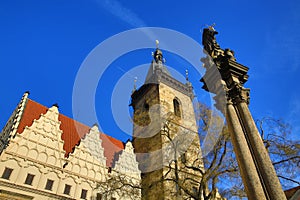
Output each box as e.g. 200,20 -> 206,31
144,102 -> 149,112
173,98 -> 181,118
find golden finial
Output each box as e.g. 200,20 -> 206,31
155,40 -> 159,48
134,77 -> 137,90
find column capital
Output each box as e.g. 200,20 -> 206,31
228,82 -> 250,105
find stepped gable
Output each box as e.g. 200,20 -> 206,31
15,98 -> 124,167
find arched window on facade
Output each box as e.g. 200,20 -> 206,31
144,102 -> 149,112
142,101 -> 151,126
173,98 -> 181,118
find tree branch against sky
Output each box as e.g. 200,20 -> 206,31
256,118 -> 300,189
100,102 -> 298,199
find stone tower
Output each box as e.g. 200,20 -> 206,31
131,46 -> 202,199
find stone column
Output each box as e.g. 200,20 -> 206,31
201,27 -> 287,200
236,100 -> 287,200
226,102 -> 267,200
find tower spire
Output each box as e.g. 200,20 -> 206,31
145,40 -> 171,84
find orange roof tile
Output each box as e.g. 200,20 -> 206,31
16,98 -> 125,167
59,114 -> 90,157
17,99 -> 48,134
100,133 -> 124,167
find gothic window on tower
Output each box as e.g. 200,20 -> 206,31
144,102 -> 151,124
134,101 -> 151,126
173,98 -> 181,118
144,102 -> 149,112
139,102 -> 150,126
181,152 -> 187,164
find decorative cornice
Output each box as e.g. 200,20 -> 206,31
227,83 -> 250,105
4,151 -> 106,183
146,68 -> 194,99
0,180 -> 74,200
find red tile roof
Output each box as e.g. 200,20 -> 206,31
16,98 -> 125,167
100,133 -> 124,167
17,99 -> 48,134
59,113 -> 90,157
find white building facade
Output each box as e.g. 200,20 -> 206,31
0,92 -> 141,200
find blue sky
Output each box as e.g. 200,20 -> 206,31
0,0 -> 299,142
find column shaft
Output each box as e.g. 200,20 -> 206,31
226,103 -> 266,200
236,102 -> 287,200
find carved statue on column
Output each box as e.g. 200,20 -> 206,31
200,26 -> 287,200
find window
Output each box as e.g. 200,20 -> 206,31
144,102 -> 149,111
1,167 -> 13,180
136,101 -> 150,126
181,153 -> 187,164
80,189 -> 87,199
173,98 -> 181,118
63,184 -> 71,195
193,186 -> 198,195
96,193 -> 102,200
45,179 -> 54,190
24,173 -> 35,185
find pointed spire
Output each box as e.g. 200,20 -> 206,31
145,40 -> 170,84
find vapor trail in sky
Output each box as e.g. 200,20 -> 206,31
97,0 -> 156,41
101,0 -> 146,27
